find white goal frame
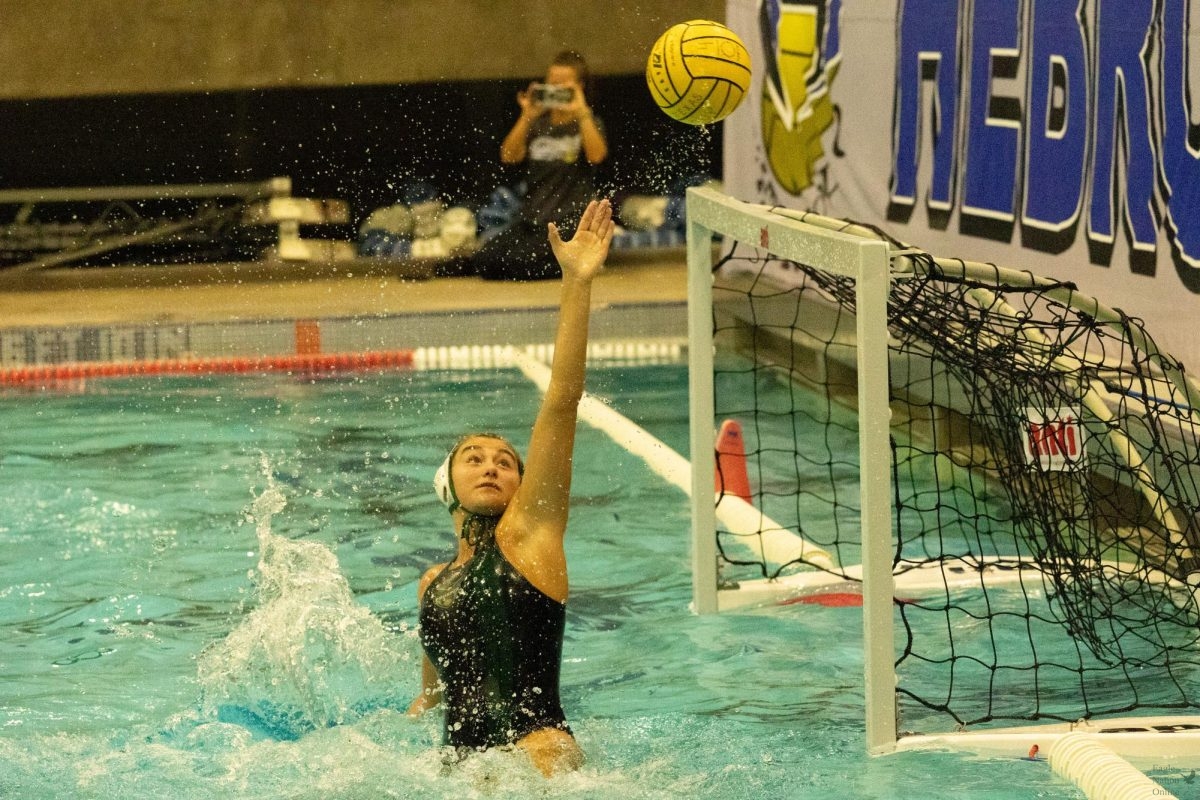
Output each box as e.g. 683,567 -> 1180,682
684,187 -> 1200,787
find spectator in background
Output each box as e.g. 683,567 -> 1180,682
473,50 -> 608,280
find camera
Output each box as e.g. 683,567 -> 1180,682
532,84 -> 574,108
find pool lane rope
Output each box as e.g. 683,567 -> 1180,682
511,348 -> 833,570
0,340 -> 688,386
1049,733 -> 1177,800
0,351 -> 418,385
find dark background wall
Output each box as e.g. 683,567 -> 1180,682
0,76 -> 720,217
0,1 -> 726,219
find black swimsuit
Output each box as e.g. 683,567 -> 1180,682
418,528 -> 570,750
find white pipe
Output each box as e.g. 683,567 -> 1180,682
1049,733 -> 1177,800
513,349 -> 834,571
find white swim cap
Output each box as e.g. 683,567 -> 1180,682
433,450 -> 459,513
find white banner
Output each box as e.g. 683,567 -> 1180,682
722,0 -> 1200,371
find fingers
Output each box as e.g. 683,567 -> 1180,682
592,198 -> 612,223
599,212 -> 614,244
576,199 -> 599,234
595,200 -> 613,240
554,199 -> 612,247
597,213 -> 614,252
576,198 -> 611,236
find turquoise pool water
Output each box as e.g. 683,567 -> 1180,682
0,365 -> 1108,798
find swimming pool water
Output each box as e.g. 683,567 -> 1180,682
0,365 -> 1117,798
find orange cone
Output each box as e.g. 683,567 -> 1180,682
715,419 -> 753,503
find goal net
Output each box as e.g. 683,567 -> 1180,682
685,187 -> 1200,760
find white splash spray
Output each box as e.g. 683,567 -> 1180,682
197,458 -> 408,738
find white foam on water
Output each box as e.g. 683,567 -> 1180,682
196,462 -> 413,737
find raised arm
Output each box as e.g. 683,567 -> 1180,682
501,200 -> 613,554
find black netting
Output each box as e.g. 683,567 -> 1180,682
711,234 -> 1200,731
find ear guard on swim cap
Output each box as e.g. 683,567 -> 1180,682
433,451 -> 459,514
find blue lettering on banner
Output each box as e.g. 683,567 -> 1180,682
961,0 -> 1022,234
1022,0 -> 1087,252
1089,0 -> 1158,272
890,0 -> 961,220
890,0 -> 1200,292
1160,0 -> 1200,290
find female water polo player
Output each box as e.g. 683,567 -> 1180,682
407,198 -> 614,776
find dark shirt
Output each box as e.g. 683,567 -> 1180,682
418,528 -> 570,749
519,114 -> 604,228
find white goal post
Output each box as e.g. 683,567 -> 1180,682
686,185 -> 898,751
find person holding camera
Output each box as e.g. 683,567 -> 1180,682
474,50 -> 608,281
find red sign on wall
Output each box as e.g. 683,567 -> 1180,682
1022,408 -> 1086,470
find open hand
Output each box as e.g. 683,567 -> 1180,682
548,199 -> 614,282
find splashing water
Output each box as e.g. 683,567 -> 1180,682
196,463 -> 410,739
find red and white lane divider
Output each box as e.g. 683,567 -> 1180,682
0,350 -> 418,387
